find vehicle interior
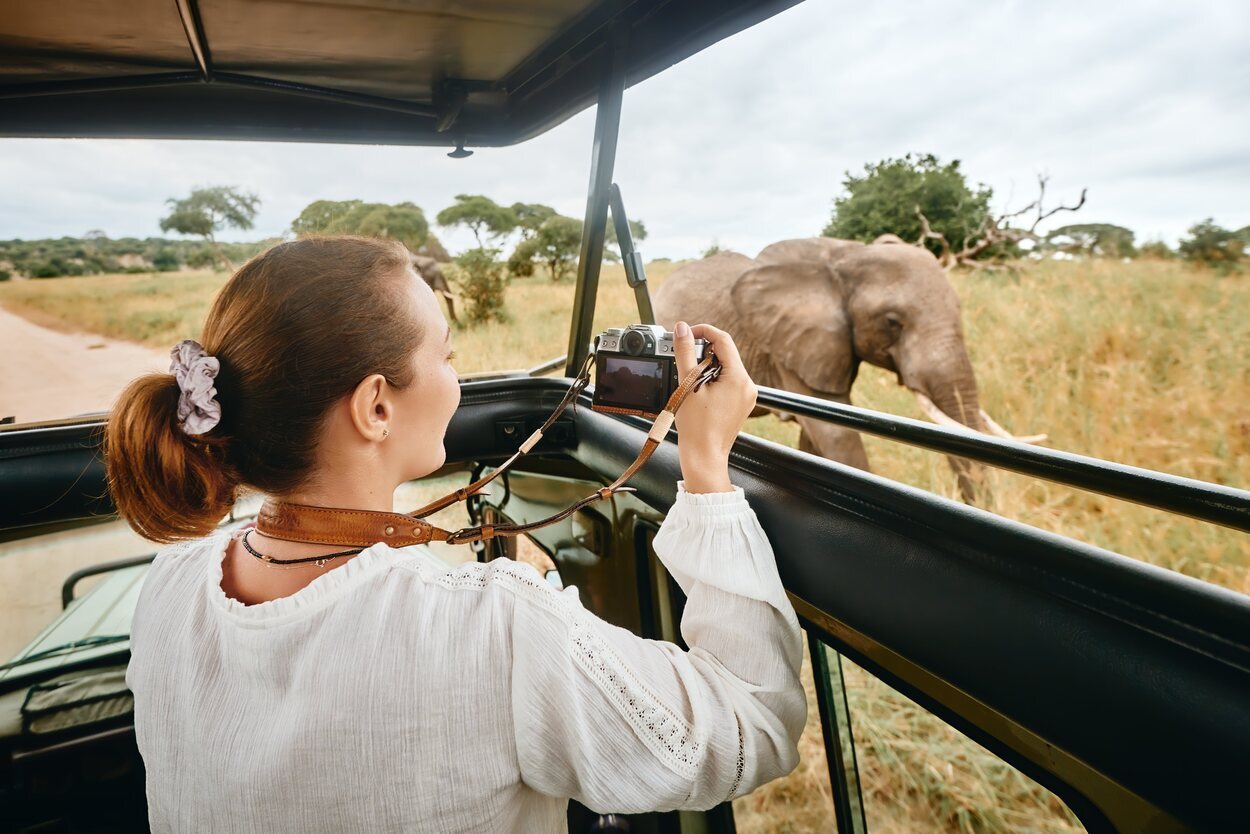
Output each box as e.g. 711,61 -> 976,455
2,1 -> 1248,832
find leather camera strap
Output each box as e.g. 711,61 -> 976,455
255,352 -> 719,549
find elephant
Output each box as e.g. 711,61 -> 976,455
410,252 -> 458,324
653,237 -> 1041,501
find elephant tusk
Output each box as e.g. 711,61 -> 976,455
911,391 -> 971,430
911,391 -> 1048,445
979,409 -> 1048,445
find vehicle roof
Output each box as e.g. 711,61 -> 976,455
0,0 -> 801,146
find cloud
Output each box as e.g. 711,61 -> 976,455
1,0 -> 1246,256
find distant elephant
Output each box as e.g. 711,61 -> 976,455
410,252 -> 458,324
654,237 -> 1041,500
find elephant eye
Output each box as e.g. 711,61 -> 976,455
884,312 -> 903,332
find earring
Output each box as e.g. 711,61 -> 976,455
382,428 -> 389,438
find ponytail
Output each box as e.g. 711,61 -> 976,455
104,373 -> 241,543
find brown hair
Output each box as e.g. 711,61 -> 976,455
103,236 -> 421,543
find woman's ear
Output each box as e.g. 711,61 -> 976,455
347,373 -> 392,441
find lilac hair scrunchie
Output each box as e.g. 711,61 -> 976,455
169,339 -> 222,436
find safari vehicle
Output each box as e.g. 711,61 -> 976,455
1,1 -> 1248,832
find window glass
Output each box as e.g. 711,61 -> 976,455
831,647 -> 1087,834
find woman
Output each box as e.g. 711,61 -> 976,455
105,236 -> 806,832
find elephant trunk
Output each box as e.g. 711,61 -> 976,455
903,334 -> 1047,444
900,333 -> 989,503
901,332 -> 986,432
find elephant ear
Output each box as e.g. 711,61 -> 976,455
730,262 -> 854,395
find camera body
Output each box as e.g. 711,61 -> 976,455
592,324 -> 708,416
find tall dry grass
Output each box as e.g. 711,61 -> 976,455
3,255 -> 1245,832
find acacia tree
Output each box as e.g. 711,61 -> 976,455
160,186 -> 259,271
605,218 -> 647,263
290,199 -> 362,236
510,202 -> 556,239
345,203 -> 430,251
509,215 -> 583,281
436,194 -> 517,246
1045,224 -> 1136,258
290,199 -> 430,251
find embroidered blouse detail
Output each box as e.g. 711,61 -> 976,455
569,617 -> 703,780
126,481 -> 806,832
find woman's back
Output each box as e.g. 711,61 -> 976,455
129,532 -> 566,832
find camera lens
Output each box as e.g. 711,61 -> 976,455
622,330 -> 646,356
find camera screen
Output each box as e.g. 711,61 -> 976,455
597,355 -> 667,411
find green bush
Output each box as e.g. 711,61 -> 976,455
452,247 -> 509,324
185,246 -> 219,269
0,270 -> 10,282
31,261 -> 62,278
153,249 -> 182,272
506,246 -> 536,278
0,236 -> 269,278
823,152 -> 993,258
1178,219 -> 1244,273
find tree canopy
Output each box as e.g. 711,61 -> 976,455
822,153 -> 992,257
290,199 -> 362,237
1046,223 -> 1137,258
160,185 -> 260,269
510,202 -> 557,237
436,194 -> 517,245
290,199 -> 430,251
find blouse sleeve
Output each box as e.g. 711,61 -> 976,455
510,480 -> 807,813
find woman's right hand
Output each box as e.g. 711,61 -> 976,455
672,321 -> 758,493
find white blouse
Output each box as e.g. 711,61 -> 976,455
126,481 -> 807,833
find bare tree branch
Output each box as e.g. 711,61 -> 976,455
943,174 -> 1087,268
913,205 -> 954,267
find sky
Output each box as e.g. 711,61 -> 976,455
1,0 -> 1247,260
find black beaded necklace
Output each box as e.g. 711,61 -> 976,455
239,527 -> 364,568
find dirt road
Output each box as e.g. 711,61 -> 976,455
0,302 -> 168,424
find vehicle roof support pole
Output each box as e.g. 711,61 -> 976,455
565,30 -> 627,377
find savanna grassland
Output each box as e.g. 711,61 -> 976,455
2,255 -> 1246,833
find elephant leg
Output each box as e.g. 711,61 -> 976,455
768,364 -> 870,470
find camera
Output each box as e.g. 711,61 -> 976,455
592,325 -> 709,416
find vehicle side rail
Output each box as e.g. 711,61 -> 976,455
757,385 -> 1250,533
62,554 -> 157,609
